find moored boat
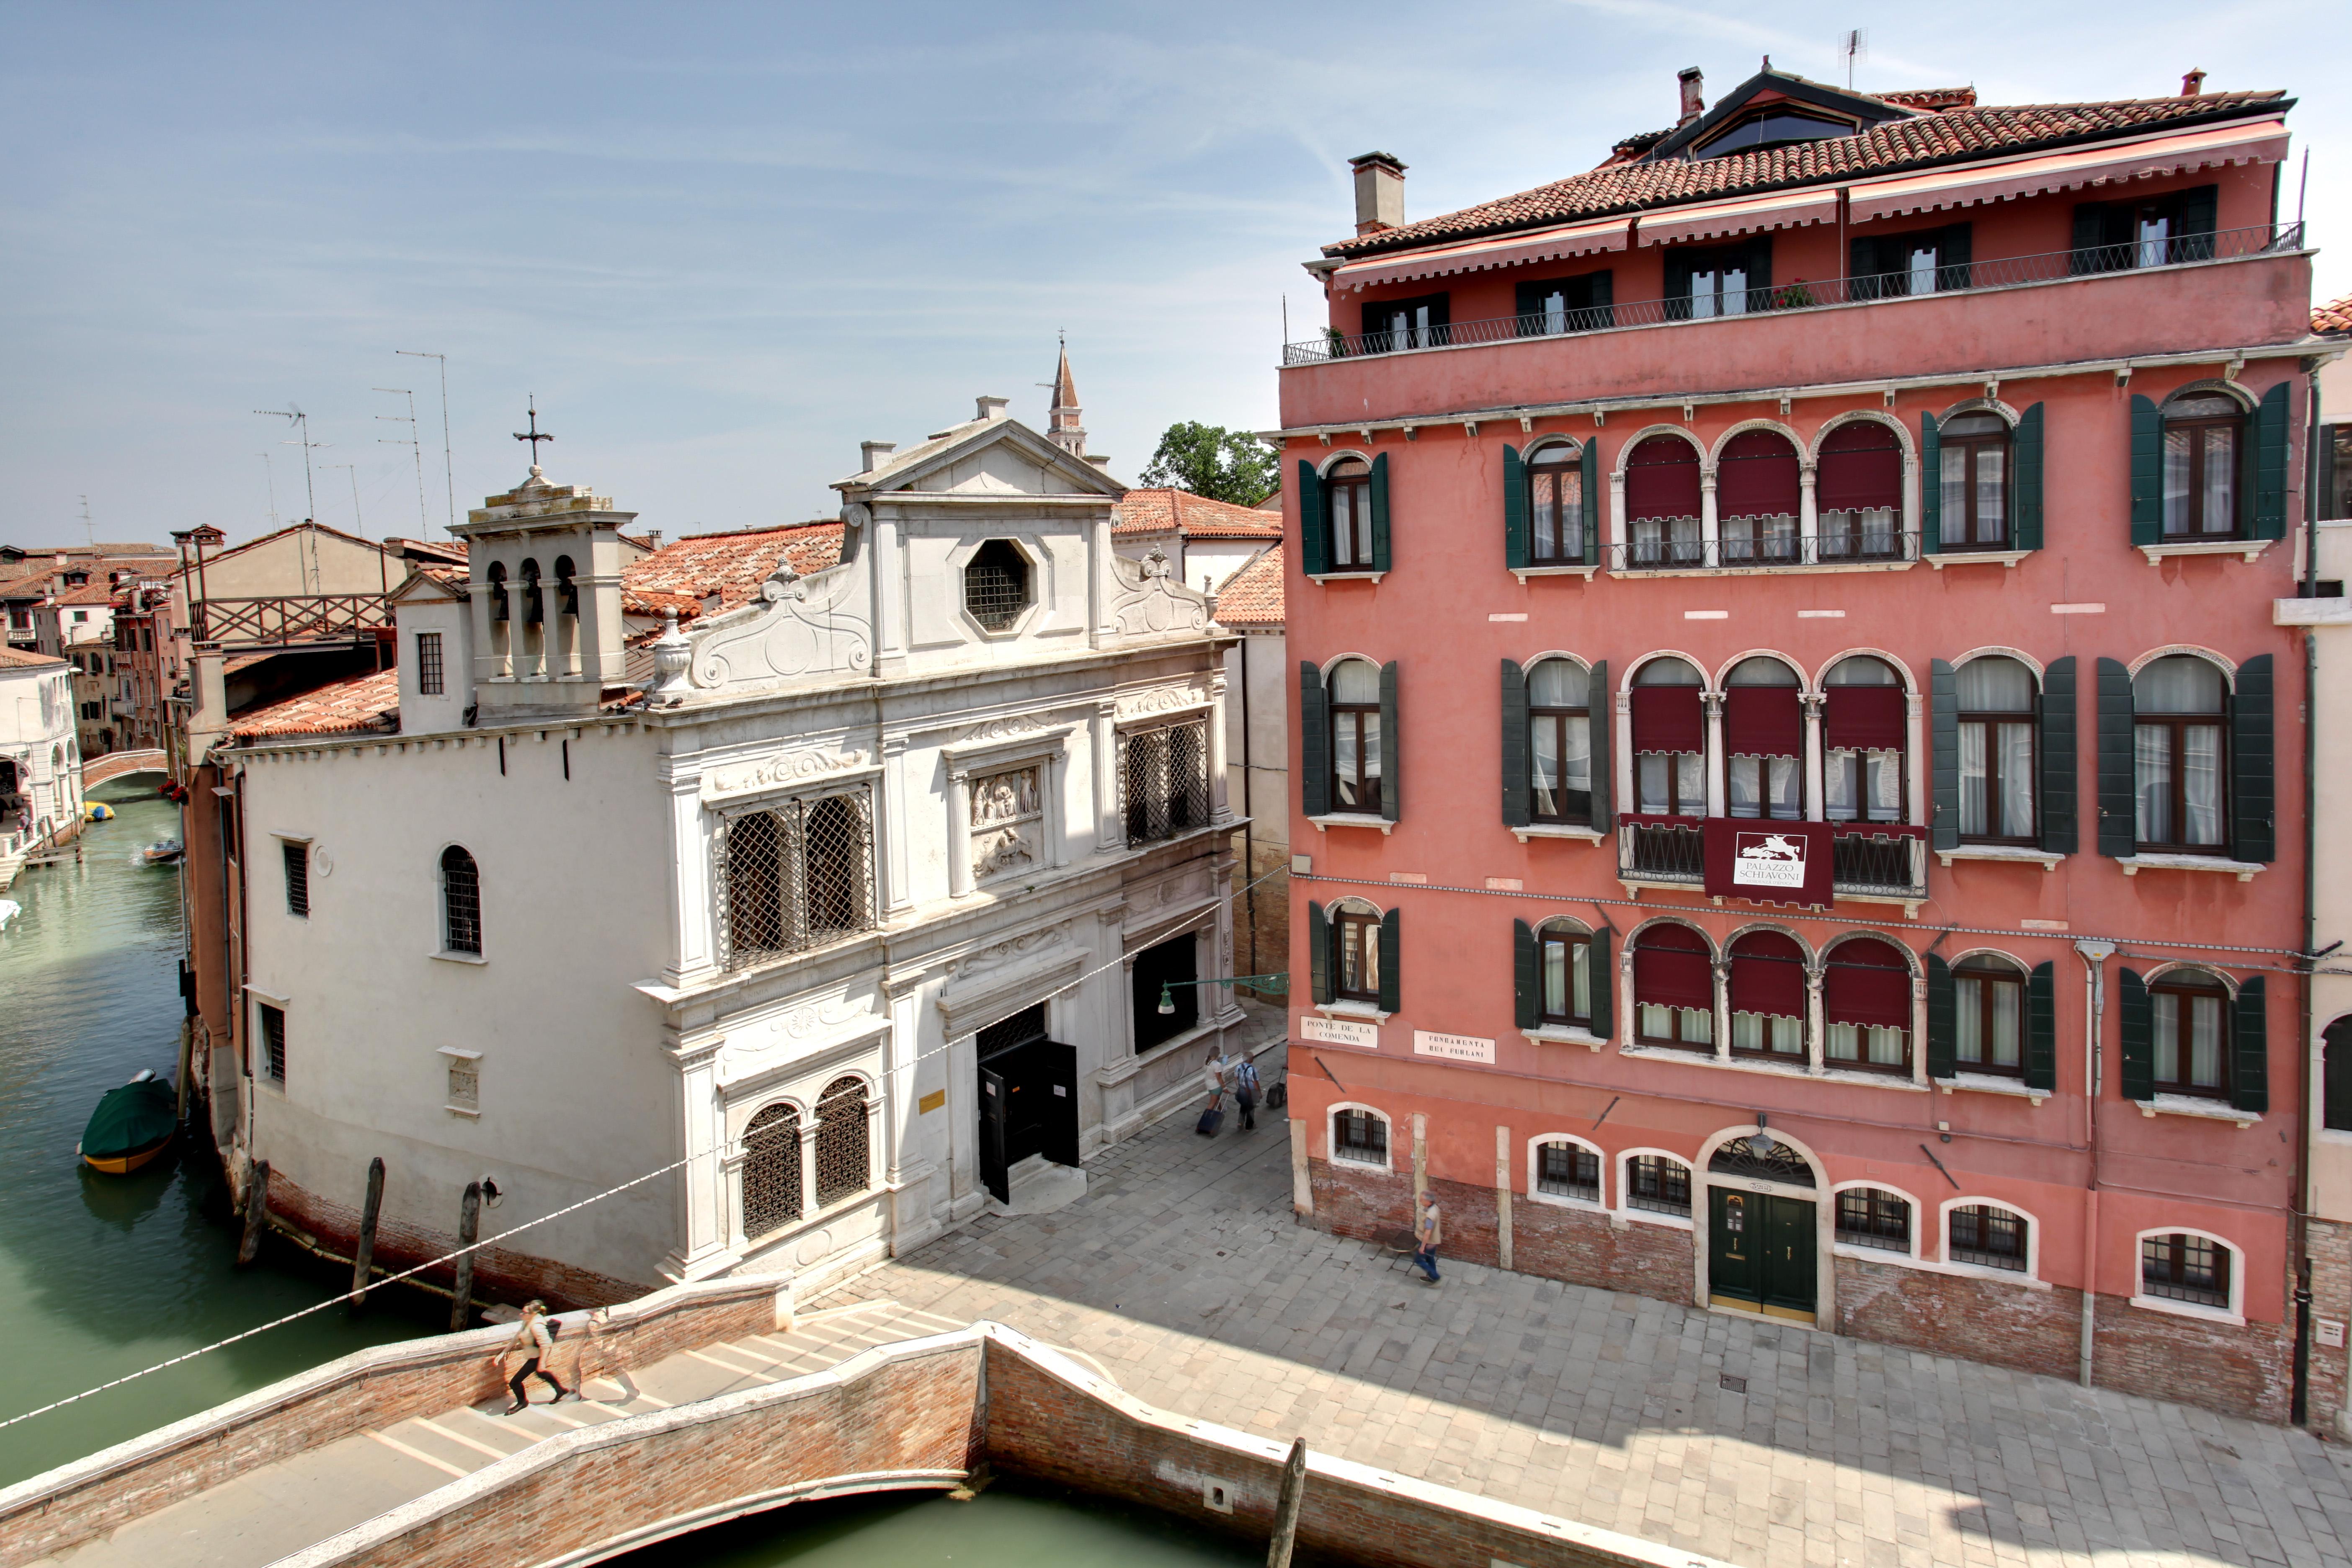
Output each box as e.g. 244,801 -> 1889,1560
79,1070 -> 178,1174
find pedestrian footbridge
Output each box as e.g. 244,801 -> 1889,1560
83,750 -> 167,789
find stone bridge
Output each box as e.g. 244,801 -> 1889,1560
83,749 -> 166,788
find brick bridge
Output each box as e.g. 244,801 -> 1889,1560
83,749 -> 166,788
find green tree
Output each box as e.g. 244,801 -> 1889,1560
1138,421 -> 1278,507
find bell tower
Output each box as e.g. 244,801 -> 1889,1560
1046,337 -> 1087,457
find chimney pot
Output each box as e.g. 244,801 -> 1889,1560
861,440 -> 898,474
1678,67 -> 1705,127
1348,152 -> 1406,236
975,395 -> 1011,422
2181,68 -> 2206,96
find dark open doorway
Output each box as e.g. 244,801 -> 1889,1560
974,1003 -> 1080,1204
1130,933 -> 1198,1053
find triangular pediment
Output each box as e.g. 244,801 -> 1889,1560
388,566 -> 465,605
838,415 -> 1125,500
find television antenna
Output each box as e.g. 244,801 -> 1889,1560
1837,29 -> 1867,90
253,404 -> 323,524
375,387 -> 432,536
396,350 -> 456,534
258,451 -> 281,530
78,495 -> 95,548
322,463 -> 365,532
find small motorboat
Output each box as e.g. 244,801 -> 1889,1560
0,898 -> 18,933
83,802 -> 114,823
139,839 -> 183,865
79,1070 -> 178,1174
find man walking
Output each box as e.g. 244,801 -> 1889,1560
1231,1053 -> 1261,1131
1412,1192 -> 1443,1284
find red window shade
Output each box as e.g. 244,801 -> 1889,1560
1729,930 -> 1806,1018
1625,437 -> 1700,521
1817,422 -> 1903,511
1635,924 -> 1714,1009
1632,686 -> 1704,753
1825,937 -> 1912,1026
1715,430 -> 1800,517
1724,686 -> 1800,757
1825,686 -> 1907,750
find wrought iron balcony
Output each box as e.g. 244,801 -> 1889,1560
1618,819 -> 1704,884
1616,817 -> 1928,903
1284,223 -> 2304,365
1607,527 -> 1919,573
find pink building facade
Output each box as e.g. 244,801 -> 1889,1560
1276,69 -> 2331,1424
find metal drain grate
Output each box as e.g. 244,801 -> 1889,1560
1719,1373 -> 1747,1394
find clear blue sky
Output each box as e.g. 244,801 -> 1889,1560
3,1 -> 2345,550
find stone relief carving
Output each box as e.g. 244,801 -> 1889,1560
769,994 -> 874,1039
952,711 -> 1058,748
970,765 -> 1041,882
1108,547 -> 1211,639
952,922 -> 1070,982
1116,683 -> 1209,720
706,746 -> 873,801
690,558 -> 871,693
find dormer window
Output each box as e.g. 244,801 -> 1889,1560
1694,109 -> 1855,159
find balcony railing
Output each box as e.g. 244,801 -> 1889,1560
1619,820 -> 1704,884
1615,818 -> 1928,901
1607,527 -> 1919,573
191,594 -> 389,649
1285,222 -> 2304,365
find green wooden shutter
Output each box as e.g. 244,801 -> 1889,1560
2233,975 -> 2269,1114
2129,395 -> 2163,546
1930,658 -> 1959,851
1926,954 -> 1956,1080
1503,444 -> 1528,570
1664,250 -> 1695,319
2039,656 -> 2078,855
1744,235 -> 1772,305
2119,967 -> 2153,1101
1297,460 -> 1328,577
1298,662 -> 1330,818
2096,658 -> 2136,858
2070,202 -> 2107,273
1580,439 -> 1601,565
2254,381 -> 2290,540
1514,919 -> 1538,1029
1513,280 -> 1542,334
1919,413 -> 1942,554
1589,927 -> 1613,1039
2232,653 -> 2275,862
1307,901 -> 1331,1004
1587,658 -> 1613,831
1500,660 -> 1529,828
2014,402 -> 2045,552
1377,907 -> 1401,1014
1369,452 -> 1392,573
2178,184 -> 2218,261
1378,660 -> 1400,823
1588,269 -> 1614,329
1848,234 -> 1881,299
2025,961 -> 2058,1093
1936,222 -> 1973,291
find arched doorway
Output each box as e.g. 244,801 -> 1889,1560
1700,1127 -> 1825,1324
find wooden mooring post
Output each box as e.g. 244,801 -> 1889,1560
350,1157 -> 385,1313
448,1181 -> 482,1333
235,1161 -> 270,1267
1265,1436 -> 1307,1568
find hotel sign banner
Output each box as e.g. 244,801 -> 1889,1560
1413,1030 -> 1496,1064
1300,1015 -> 1379,1049
1702,818 -> 1833,908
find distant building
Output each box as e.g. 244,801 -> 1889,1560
1210,541 -> 1288,997
0,646 -> 80,885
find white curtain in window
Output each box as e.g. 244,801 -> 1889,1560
1957,726 -> 1988,836
2200,428 -> 2233,534
2135,727 -> 2173,844
1998,722 -> 2034,837
2162,429 -> 2193,534
2183,725 -> 2223,844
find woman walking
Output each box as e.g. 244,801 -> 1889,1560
503,1300 -> 570,1413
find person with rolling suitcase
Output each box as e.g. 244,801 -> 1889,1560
1231,1054 -> 1261,1131
1195,1046 -> 1227,1135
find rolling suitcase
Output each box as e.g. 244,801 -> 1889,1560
1196,1099 -> 1225,1136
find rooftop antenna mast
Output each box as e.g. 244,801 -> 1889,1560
258,451 -> 281,530
77,495 -> 94,548
1838,28 -> 1867,90
397,350 -> 456,534
253,404 -> 322,523
323,463 -> 364,532
375,387 -> 431,536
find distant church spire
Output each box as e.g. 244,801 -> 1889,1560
1046,334 -> 1087,456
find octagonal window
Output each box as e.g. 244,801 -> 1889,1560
965,539 -> 1032,632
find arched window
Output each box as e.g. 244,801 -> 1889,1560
1624,1153 -> 1692,1217
1954,954 -> 2026,1076
2161,391 -> 2245,538
1955,656 -> 2036,842
2324,1017 -> 2352,1132
1835,1186 -> 1912,1252
518,557 -> 543,626
1534,1139 -> 1600,1202
1937,413 -> 2012,549
1323,458 -> 1375,572
1635,923 -> 1713,1051
1818,421 -> 1904,560
1533,918 -> 1591,1028
1725,658 -> 1801,820
1947,1203 -> 2028,1272
2133,655 -> 2227,853
440,846 -> 481,955
1332,1106 -> 1388,1166
1527,658 -> 1590,824
1526,446 -> 1584,564
1825,655 -> 1906,826
552,554 -> 579,617
1328,658 -> 1383,814
1632,658 -> 1704,819
1728,930 -> 1805,1060
2141,1231 -> 2233,1309
741,1102 -> 802,1240
1717,431 -> 1800,564
1824,936 -> 1911,1072
1625,437 -> 1702,568
2151,967 -> 2231,1099
814,1076 -> 870,1207
1331,898 -> 1384,1005
487,560 -> 510,622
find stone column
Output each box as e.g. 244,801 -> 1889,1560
674,1036 -> 730,1272
1803,694 -> 1827,823
946,767 -> 974,899
1712,958 -> 1733,1063
1616,689 -> 1635,817
1903,451 -> 1922,553
1093,701 -> 1123,854
798,1117 -> 822,1223
880,734 -> 913,913
663,767 -> 715,986
1608,470 -> 1627,560
872,508 -> 907,676
1047,744 -> 1070,869
1807,964 -> 1827,1075
1208,676 -> 1233,823
1411,1113 -> 1428,1208
1495,1125 -> 1514,1273
1089,506 -> 1115,649
1798,462 -> 1820,562
1700,473 -> 1720,562
577,575 -> 617,685
1704,693 -> 1727,819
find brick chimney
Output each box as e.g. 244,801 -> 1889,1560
2181,68 -> 2207,96
1678,67 -> 1706,126
1349,152 -> 1406,236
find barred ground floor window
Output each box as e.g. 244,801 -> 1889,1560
741,1102 -> 802,1241
815,1075 -> 872,1207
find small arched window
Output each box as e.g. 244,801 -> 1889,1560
487,561 -> 510,622
1717,431 -> 1800,564
553,554 -> 578,617
1632,657 -> 1704,818
1634,923 -> 1713,1050
1532,918 -> 1591,1028
1625,1153 -> 1692,1217
1953,954 -> 2027,1076
1947,1203 -> 2028,1272
1835,1187 -> 1912,1252
814,1076 -> 870,1207
1824,936 -> 1911,1073
1937,413 -> 2012,549
1324,458 -> 1375,572
441,845 -> 482,955
1534,1139 -> 1600,1202
519,557 -> 544,626
2141,1232 -> 2232,1309
1725,658 -> 1801,821
1332,1106 -> 1388,1166
1526,445 -> 1584,564
741,1103 -> 802,1240
1331,897 -> 1384,1004
2133,656 -> 2227,853
1728,930 -> 1805,1060
1825,655 -> 1906,826
1818,421 -> 1904,560
2161,391 -> 2245,539
2151,967 -> 2231,1099
1955,656 -> 2037,842
1527,658 -> 1589,824
1328,658 -> 1383,814
1625,437 -> 1702,567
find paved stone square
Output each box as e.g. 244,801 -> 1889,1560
825,1043 -> 2352,1568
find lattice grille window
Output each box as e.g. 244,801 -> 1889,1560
815,1075 -> 871,1207
716,790 -> 876,970
441,845 -> 481,955
741,1102 -> 802,1241
1120,721 -> 1208,847
971,765 -> 1042,882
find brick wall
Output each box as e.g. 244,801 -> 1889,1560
1834,1253 -> 2081,1382
1235,837 -> 1289,1005
2310,1217 -> 2352,1435
2090,1290 -> 2294,1425
1513,1200 -> 1695,1308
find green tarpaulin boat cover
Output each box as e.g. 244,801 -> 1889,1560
83,1079 -> 177,1159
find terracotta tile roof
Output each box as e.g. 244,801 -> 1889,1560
1325,90 -> 2291,260
621,522 -> 844,619
1875,87 -> 1979,111
47,583 -> 116,606
1113,490 -> 1287,541
0,646 -> 68,670
227,668 -> 401,740
2316,293 -> 2352,336
1212,544 -> 1284,627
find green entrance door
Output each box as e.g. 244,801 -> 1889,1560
1709,1189 -> 1816,1320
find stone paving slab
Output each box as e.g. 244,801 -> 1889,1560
821,1050 -> 2352,1568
